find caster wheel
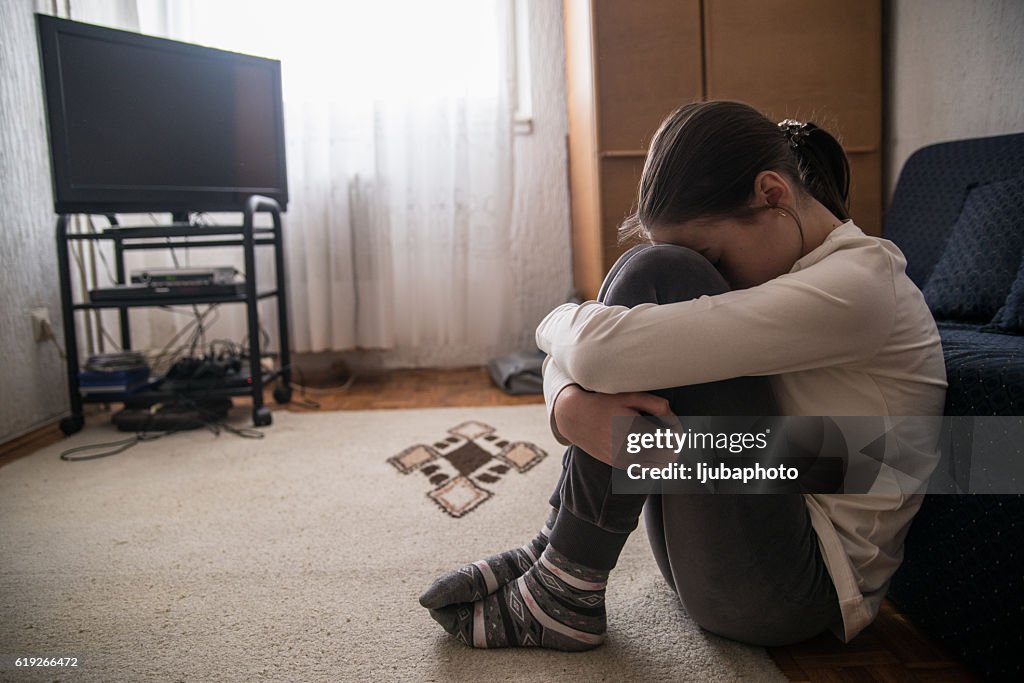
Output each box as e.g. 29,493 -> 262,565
273,385 -> 293,404
60,415 -> 85,436
253,407 -> 273,427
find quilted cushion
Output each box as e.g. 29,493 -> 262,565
884,133 -> 1024,287
990,250 -> 1024,332
922,177 -> 1024,322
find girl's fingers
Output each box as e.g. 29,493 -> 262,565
625,392 -> 674,417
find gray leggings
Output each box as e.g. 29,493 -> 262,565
549,244 -> 843,647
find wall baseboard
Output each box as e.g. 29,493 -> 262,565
0,417 -> 64,469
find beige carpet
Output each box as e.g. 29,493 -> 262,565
0,405 -> 787,682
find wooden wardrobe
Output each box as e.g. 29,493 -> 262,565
564,0 -> 883,299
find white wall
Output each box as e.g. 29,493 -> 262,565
505,0 -> 573,352
886,0 -> 1024,199
0,1 -> 143,443
0,0 -> 69,443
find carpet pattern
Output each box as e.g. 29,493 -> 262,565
0,405 -> 786,682
388,420 -> 547,517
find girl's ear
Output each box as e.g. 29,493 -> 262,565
754,170 -> 790,207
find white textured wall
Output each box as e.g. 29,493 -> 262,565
886,0 -> 1024,199
0,1 -> 141,443
506,0 -> 573,351
0,0 -> 69,442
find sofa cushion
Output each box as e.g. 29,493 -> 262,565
989,245 -> 1024,332
922,176 -> 1024,322
938,323 -> 1024,415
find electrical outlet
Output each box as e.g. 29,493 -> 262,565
31,307 -> 53,342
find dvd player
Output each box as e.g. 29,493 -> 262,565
131,266 -> 237,286
89,283 -> 246,301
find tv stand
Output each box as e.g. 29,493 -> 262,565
55,195 -> 293,435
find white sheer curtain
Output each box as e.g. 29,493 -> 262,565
137,0 -> 517,364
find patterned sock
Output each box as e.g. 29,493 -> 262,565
419,508 -> 557,609
427,544 -> 608,651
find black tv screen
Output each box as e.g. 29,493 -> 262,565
36,14 -> 288,213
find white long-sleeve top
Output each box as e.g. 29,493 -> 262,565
536,221 -> 947,642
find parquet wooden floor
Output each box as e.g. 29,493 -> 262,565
0,367 -> 978,682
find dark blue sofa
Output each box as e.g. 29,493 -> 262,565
884,132 -> 1024,682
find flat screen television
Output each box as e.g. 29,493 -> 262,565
36,14 -> 288,214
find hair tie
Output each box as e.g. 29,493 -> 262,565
778,119 -> 810,150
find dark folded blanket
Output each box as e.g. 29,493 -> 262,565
487,350 -> 546,395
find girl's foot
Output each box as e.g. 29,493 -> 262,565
418,508 -> 557,609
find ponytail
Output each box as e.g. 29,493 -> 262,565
783,120 -> 851,221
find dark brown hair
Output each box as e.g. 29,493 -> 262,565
620,101 -> 850,243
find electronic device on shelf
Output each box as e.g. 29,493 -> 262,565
88,282 -> 246,302
78,368 -> 154,395
131,267 -> 239,287
84,351 -> 149,372
164,354 -> 249,390
35,14 -> 288,214
78,352 -> 154,395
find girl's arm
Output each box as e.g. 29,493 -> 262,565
542,355 -> 673,463
541,356 -> 575,445
536,242 -> 897,395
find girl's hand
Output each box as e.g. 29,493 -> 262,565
553,385 -> 674,465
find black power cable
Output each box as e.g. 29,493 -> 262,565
58,394 -> 264,462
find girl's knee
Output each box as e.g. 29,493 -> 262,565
616,244 -> 720,279
601,244 -> 729,307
